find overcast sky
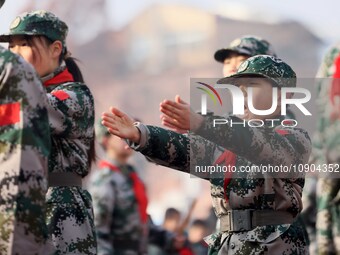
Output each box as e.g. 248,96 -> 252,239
1,0 -> 339,45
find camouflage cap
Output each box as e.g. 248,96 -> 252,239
96,120 -> 110,145
0,10 -> 68,47
217,55 -> 296,88
214,35 -> 276,63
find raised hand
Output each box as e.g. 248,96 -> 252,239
101,107 -> 141,143
160,95 -> 204,133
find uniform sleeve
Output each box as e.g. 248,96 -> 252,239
194,115 -> 311,169
88,172 -> 115,255
46,84 -> 94,137
129,123 -> 218,178
309,77 -> 328,166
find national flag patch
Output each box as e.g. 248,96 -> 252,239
276,129 -> 289,135
0,102 -> 20,126
51,90 -> 70,101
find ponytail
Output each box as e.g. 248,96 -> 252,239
64,57 -> 84,83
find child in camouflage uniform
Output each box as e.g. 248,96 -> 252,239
312,43 -> 340,255
88,123 -> 148,255
0,41 -> 52,255
0,10 -> 96,254
0,1 -> 52,254
102,55 -> 311,254
88,123 -> 192,254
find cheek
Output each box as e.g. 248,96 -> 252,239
250,89 -> 274,109
11,47 -> 35,66
109,138 -> 131,153
21,49 -> 35,66
30,46 -> 51,76
235,60 -> 244,69
223,64 -> 234,76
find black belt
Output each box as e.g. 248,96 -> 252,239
113,239 -> 140,250
48,172 -> 82,187
220,209 -> 294,232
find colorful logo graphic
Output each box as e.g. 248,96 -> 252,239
196,82 -> 222,115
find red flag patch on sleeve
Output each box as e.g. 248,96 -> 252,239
0,102 -> 20,126
276,129 -> 289,135
51,90 -> 70,101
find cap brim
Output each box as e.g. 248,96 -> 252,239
214,48 -> 251,63
214,49 -> 235,62
0,32 -> 44,42
0,34 -> 11,42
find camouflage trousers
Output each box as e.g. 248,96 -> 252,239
46,186 -> 97,254
208,220 -> 308,255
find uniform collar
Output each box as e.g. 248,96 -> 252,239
42,62 -> 74,87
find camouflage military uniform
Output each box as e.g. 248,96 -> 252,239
44,72 -> 96,255
312,43 -> 340,255
213,35 -> 278,239
0,11 -> 97,254
88,125 -> 186,255
0,46 -> 52,254
88,159 -> 148,255
126,56 -> 311,254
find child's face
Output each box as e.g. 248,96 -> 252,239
188,225 -> 208,243
103,135 -> 133,162
238,78 -> 282,120
223,53 -> 249,77
9,35 -> 60,77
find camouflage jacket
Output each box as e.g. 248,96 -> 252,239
44,67 -> 97,254
88,159 -> 148,255
129,114 -> 311,254
0,47 -> 51,254
313,43 -> 340,255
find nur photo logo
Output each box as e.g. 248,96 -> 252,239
196,82 -> 312,116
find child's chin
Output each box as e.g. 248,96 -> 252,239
245,115 -> 266,121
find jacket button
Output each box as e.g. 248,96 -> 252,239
230,243 -> 235,249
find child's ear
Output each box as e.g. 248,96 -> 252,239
51,40 -> 63,59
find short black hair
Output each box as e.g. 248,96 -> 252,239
164,208 -> 180,220
191,219 -> 207,229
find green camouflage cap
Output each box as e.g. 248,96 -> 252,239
0,10 -> 68,48
214,35 -> 276,63
217,55 -> 296,88
96,119 -> 110,145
